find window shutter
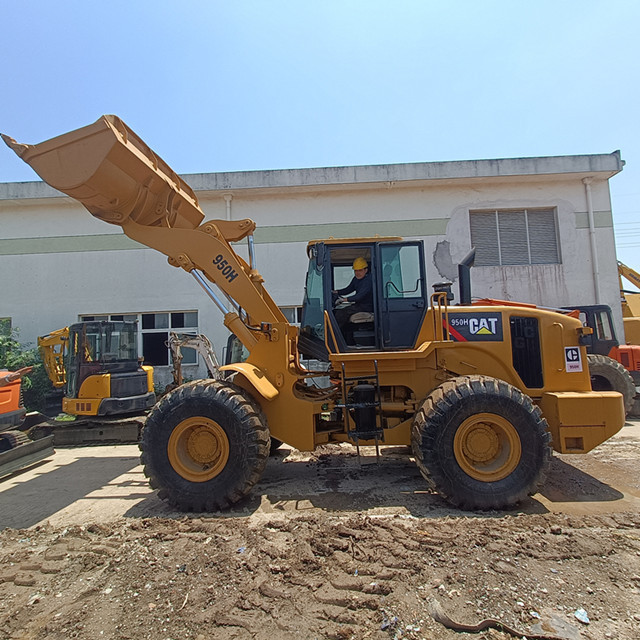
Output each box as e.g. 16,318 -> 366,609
469,208 -> 559,266
470,211 -> 500,266
527,208 -> 559,264
498,210 -> 529,266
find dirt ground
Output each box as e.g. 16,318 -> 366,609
1,421 -> 640,640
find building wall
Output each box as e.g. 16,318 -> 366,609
0,158 -> 623,387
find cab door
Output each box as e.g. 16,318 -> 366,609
376,242 -> 428,349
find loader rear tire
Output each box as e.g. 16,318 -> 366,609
587,353 -> 635,416
141,380 -> 269,512
411,375 -> 551,510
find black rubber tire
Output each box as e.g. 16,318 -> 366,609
587,354 -> 635,416
411,375 -> 551,510
223,373 -> 282,454
140,379 -> 269,512
587,353 -> 636,415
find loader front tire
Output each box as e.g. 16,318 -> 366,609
141,380 -> 269,512
411,375 -> 551,510
587,353 -> 635,416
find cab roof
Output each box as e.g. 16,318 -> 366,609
306,236 -> 402,250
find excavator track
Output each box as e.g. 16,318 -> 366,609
0,430 -> 54,479
27,415 -> 145,446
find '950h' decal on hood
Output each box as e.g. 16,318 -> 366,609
446,312 -> 504,341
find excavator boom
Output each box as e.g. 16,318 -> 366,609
618,260 -> 640,291
617,261 -> 640,343
38,327 -> 69,388
166,332 -> 221,392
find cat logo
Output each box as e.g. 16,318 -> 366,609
447,313 -> 504,342
469,317 -> 499,335
564,346 -> 583,372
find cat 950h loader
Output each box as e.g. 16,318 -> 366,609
3,116 -> 625,511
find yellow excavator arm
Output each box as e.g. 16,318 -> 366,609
617,261 -> 640,342
37,327 -> 69,388
2,116 -> 288,355
618,260 -> 640,291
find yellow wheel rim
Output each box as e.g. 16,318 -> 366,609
167,417 -> 230,482
453,413 -> 521,482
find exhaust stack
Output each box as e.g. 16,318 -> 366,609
458,248 -> 476,305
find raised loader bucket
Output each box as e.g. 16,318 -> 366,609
2,115 -> 204,230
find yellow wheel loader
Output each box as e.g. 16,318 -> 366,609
3,116 -> 625,511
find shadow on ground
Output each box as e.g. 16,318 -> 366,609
0,455 -> 140,529
537,456 -> 624,503
124,446 -> 626,522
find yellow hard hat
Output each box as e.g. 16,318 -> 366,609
353,257 -> 368,270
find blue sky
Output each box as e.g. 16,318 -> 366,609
1,1 -> 639,272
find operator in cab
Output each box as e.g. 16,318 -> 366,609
333,257 -> 373,343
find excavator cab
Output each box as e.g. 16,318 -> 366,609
563,305 -> 619,357
564,304 -> 640,387
299,238 -> 428,359
62,321 -> 155,416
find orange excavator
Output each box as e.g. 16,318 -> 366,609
0,368 -> 54,478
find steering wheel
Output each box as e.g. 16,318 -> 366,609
334,298 -> 353,310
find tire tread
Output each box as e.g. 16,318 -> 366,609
411,375 -> 551,510
141,380 -> 269,512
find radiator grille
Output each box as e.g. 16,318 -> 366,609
110,372 -> 148,398
510,316 -> 543,388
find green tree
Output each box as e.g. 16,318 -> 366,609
0,323 -> 51,412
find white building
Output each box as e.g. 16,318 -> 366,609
0,151 -> 624,386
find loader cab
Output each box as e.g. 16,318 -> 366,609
299,238 -> 429,360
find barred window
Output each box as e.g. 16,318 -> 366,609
469,208 -> 560,266
280,306 -> 302,324
80,311 -> 199,366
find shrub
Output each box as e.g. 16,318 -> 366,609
0,324 -> 51,412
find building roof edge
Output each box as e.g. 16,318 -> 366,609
0,151 -> 624,201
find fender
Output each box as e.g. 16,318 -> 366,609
219,362 -> 279,401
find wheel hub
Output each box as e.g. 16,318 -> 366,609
187,426 -> 222,465
461,422 -> 500,463
168,416 -> 230,482
454,413 -> 522,482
